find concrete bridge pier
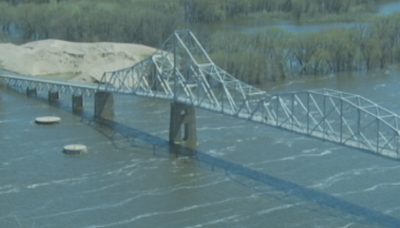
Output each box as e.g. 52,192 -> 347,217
48,91 -> 59,102
94,92 -> 114,119
169,102 -> 197,144
26,88 -> 37,96
72,94 -> 83,112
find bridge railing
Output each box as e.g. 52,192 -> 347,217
246,89 -> 400,158
0,70 -> 97,96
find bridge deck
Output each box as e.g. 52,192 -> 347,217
0,69 -> 97,96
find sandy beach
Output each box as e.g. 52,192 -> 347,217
0,39 -> 158,83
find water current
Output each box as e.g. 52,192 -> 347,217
2,67 -> 400,228
3,2 -> 400,227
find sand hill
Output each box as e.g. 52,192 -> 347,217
0,39 -> 158,83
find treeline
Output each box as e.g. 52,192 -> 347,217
207,15 -> 400,83
0,0 -> 50,4
0,0 -> 397,45
182,0 -> 394,23
0,0 -> 184,46
1,0 -> 400,84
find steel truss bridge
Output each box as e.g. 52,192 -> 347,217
0,70 -> 97,96
1,30 -> 400,160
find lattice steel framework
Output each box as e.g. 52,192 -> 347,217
0,31 -> 398,159
99,30 -> 400,159
0,71 -> 97,96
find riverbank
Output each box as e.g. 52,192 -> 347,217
0,39 -> 157,83
1,1 -> 400,85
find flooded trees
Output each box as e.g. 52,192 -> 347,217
205,16 -> 400,84
1,0 -> 400,84
5,0 -> 182,46
209,29 -> 292,83
182,0 -> 225,23
323,29 -> 356,72
0,2 -> 14,32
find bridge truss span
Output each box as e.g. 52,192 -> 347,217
256,89 -> 400,158
97,30 -> 400,159
98,30 -> 268,113
0,71 -> 97,96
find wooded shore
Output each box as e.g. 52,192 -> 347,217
0,0 -> 398,84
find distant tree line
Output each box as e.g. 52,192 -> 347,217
207,14 -> 400,83
0,0 -> 184,46
181,0 -> 394,23
0,0 -> 400,84
0,0 -> 396,45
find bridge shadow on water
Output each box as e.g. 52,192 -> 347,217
82,116 -> 400,228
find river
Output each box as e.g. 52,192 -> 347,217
2,65 -> 400,228
3,2 -> 400,228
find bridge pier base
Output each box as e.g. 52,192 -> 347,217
72,95 -> 83,112
48,91 -> 59,102
94,92 -> 114,119
169,102 -> 197,144
26,88 -> 37,96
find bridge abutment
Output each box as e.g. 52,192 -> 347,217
169,102 -> 197,144
94,92 -> 114,119
72,95 -> 83,112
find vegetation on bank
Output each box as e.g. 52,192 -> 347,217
208,17 -> 400,83
0,0 -> 399,84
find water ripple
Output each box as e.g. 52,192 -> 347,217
26,177 -> 88,189
82,196 -> 244,228
184,215 -> 239,228
247,149 -> 332,167
257,203 -> 297,215
311,166 -> 400,190
334,182 -> 400,197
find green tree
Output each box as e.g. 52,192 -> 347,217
182,0 -> 225,23
289,33 -> 322,75
0,2 -> 14,32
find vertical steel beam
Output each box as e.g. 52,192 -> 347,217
276,95 -> 279,126
173,35 -> 178,101
377,119 -> 380,153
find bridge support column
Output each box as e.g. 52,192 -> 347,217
72,95 -> 83,112
169,102 -> 197,144
48,91 -> 59,102
94,92 -> 114,119
26,88 -> 37,96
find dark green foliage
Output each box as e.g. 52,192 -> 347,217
2,0 -> 183,46
206,13 -> 400,84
